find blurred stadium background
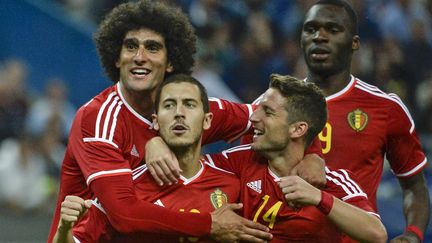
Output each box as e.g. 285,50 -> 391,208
0,0 -> 431,242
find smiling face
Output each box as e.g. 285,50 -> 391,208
116,28 -> 173,96
301,4 -> 359,76
154,82 -> 212,149
250,88 -> 292,153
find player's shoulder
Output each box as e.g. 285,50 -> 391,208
80,85 -> 121,113
221,144 -> 254,156
75,85 -> 129,126
324,166 -> 368,201
202,160 -> 236,176
354,77 -> 405,106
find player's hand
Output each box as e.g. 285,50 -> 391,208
389,232 -> 420,243
279,176 -> 321,207
58,195 -> 92,230
145,136 -> 182,186
210,203 -> 272,242
291,154 -> 326,188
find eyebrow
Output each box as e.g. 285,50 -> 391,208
162,98 -> 199,104
122,38 -> 164,47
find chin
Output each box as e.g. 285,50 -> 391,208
251,143 -> 263,152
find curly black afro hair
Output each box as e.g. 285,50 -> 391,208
94,0 -> 197,82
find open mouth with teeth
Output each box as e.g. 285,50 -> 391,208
254,129 -> 264,137
130,68 -> 151,77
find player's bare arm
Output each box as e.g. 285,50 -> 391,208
53,196 -> 92,243
390,172 -> 430,243
279,176 -> 387,243
145,136 -> 181,186
291,153 -> 326,188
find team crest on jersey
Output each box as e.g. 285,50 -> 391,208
347,109 -> 368,132
210,188 -> 228,209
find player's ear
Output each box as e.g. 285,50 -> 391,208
352,35 -> 360,51
152,114 -> 160,131
115,59 -> 120,68
289,121 -> 308,139
203,112 -> 213,130
166,62 -> 174,73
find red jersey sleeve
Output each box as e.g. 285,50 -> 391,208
73,202 -> 115,242
90,175 -> 211,236
324,167 -> 377,216
75,101 -> 132,184
203,98 -> 254,144
386,94 -> 427,178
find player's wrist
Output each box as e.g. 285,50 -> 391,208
405,225 -> 423,242
316,191 -> 334,215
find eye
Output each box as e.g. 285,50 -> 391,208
163,102 -> 175,109
146,43 -> 162,53
263,108 -> 274,117
185,101 -> 197,109
303,25 -> 316,34
330,27 -> 341,33
124,40 -> 138,51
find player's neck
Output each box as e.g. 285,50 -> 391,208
172,141 -> 203,179
267,142 -> 304,177
119,83 -> 156,119
307,70 -> 351,97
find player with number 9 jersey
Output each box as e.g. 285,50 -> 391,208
319,76 -> 427,210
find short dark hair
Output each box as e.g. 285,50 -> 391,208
94,0 -> 196,82
155,74 -> 209,113
314,0 -> 358,35
269,74 -> 327,147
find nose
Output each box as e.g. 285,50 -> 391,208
175,105 -> 186,119
313,28 -> 328,43
134,46 -> 148,64
249,110 -> 259,123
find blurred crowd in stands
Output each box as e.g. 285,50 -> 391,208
0,0 -> 431,216
0,58 -> 75,214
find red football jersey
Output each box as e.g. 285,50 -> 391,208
319,76 -> 427,210
206,144 -> 378,242
73,160 -> 239,243
48,83 -> 253,241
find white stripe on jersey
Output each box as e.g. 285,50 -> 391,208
95,92 -> 116,139
205,154 -> 216,166
83,91 -> 122,148
203,161 -> 235,175
325,75 -> 356,101
325,167 -> 367,201
86,168 -> 132,185
222,144 -> 252,158
82,138 -> 119,148
394,157 -> 428,177
355,79 -> 415,133
117,82 -> 153,126
132,165 -> 148,180
109,101 -> 123,142
102,96 -> 120,139
209,97 -> 223,109
72,236 -> 82,243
